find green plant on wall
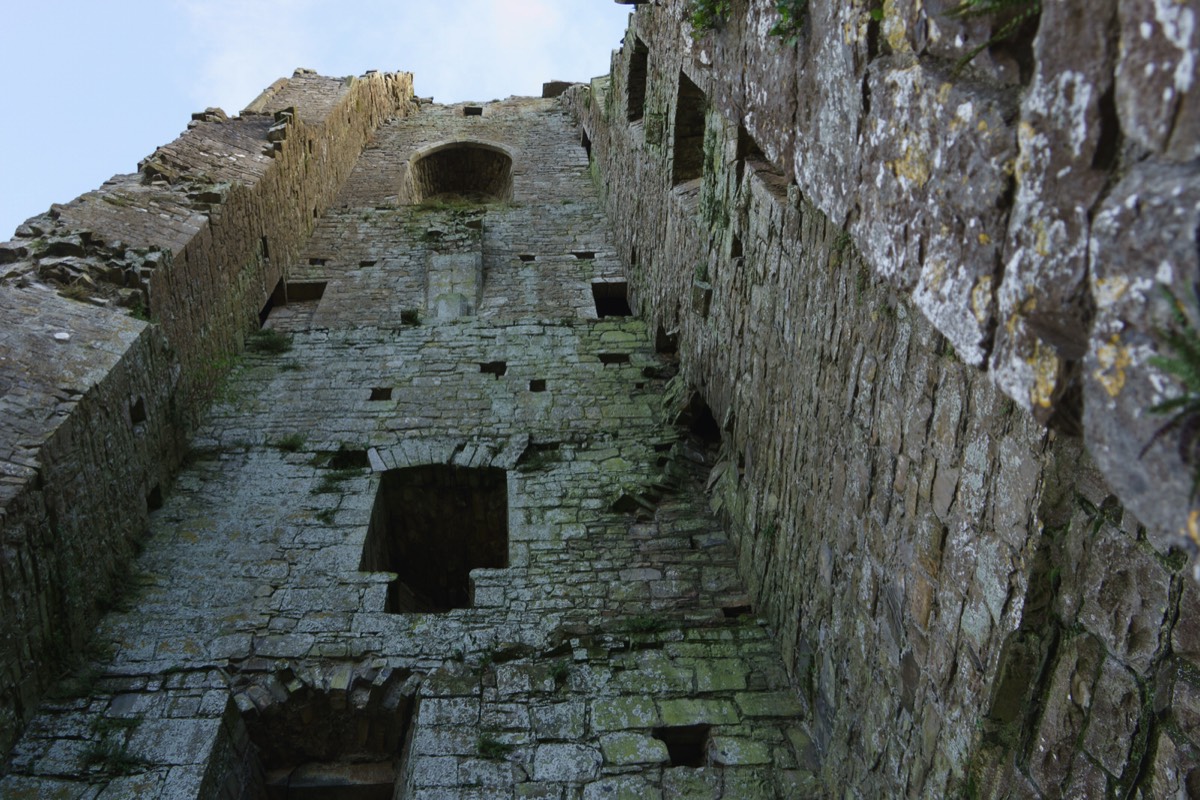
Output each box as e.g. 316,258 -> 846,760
689,0 -> 732,36
945,0 -> 1041,70
768,0 -> 809,45
1142,286 -> 1200,497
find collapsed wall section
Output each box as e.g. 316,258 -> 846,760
567,4 -> 1200,796
0,69 -> 414,758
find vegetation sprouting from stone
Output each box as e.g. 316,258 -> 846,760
274,433 -> 306,452
82,738 -> 148,776
246,328 -> 292,354
768,0 -> 809,45
1142,287 -> 1200,496
688,0 -> 732,35
945,0 -> 1041,70
477,734 -> 514,760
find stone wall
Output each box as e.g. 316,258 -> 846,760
566,2 -> 1200,795
0,70 -> 414,759
2,94 -> 812,799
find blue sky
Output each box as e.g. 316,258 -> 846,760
0,1 -> 632,239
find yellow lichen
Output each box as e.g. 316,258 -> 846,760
883,0 -> 909,52
978,233 -> 992,246
1093,276 -> 1130,309
1006,295 -> 1037,335
971,276 -> 992,324
1094,334 -> 1132,398
1033,220 -> 1051,257
890,144 -> 931,188
1029,340 -> 1059,409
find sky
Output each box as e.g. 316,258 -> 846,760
0,0 -> 632,239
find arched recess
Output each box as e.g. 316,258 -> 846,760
406,141 -> 514,204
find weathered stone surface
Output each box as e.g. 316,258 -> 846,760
1085,159 -> 1200,545
856,57 -> 1015,366
1114,0 -> 1200,162
989,0 -> 1118,420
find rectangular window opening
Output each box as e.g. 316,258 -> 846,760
369,387 -> 393,401
285,281 -> 327,303
672,72 -> 707,186
730,234 -> 744,261
529,379 -> 547,392
361,466 -> 508,612
360,259 -> 378,267
599,353 -> 631,366
592,281 -> 633,318
572,251 -> 596,260
518,254 -> 537,262
627,37 -> 650,122
463,105 -> 484,116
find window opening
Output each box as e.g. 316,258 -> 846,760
369,388 -> 393,401
241,671 -> 417,800
479,361 -> 507,378
592,281 -> 633,317
360,466 -> 509,612
409,143 -> 513,204
672,72 -> 707,186
627,37 -> 650,122
463,105 -> 483,116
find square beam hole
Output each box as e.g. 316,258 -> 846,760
518,254 -> 536,262
592,281 -> 632,318
369,387 -> 393,401
529,379 -> 546,392
571,251 -> 596,260
598,353 -> 630,366
652,725 -> 711,768
463,105 -> 484,116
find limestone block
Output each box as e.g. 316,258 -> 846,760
1027,635 -> 1103,794
1081,659 -> 1142,777
1077,526 -> 1170,674
1115,0 -> 1200,162
855,58 -> 1016,366
989,0 -> 1118,420
1084,160 -> 1200,543
532,743 -> 602,782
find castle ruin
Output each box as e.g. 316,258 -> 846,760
1,1 -> 1199,797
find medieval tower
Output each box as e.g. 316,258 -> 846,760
1,1 -> 1199,797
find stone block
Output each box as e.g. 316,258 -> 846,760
532,743 -> 602,782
